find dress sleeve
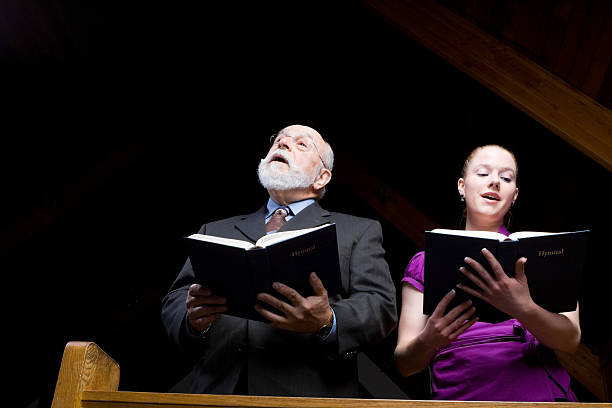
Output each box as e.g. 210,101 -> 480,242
401,251 -> 425,293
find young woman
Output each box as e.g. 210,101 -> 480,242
394,145 -> 580,401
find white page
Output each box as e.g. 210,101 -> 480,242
255,224 -> 331,247
430,228 -> 509,241
187,234 -> 254,249
507,231 -> 562,239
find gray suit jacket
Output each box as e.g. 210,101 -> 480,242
161,202 -> 397,397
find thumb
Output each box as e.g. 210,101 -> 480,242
515,257 -> 528,283
309,272 -> 328,296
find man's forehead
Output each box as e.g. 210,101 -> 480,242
279,126 -> 324,144
280,126 -> 312,137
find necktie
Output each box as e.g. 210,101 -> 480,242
266,207 -> 288,233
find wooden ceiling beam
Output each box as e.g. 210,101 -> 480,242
363,0 -> 612,173
335,151 -> 438,249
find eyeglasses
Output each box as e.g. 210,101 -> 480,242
269,132 -> 328,169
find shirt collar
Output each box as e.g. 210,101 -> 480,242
266,198 -> 315,219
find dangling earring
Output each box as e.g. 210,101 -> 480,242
459,195 -> 467,228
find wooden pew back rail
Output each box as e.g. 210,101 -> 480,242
52,341 -> 612,408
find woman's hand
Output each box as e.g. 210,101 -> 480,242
457,248 -> 532,318
458,248 -> 581,352
421,289 -> 479,349
395,286 -> 478,377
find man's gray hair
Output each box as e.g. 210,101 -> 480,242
321,141 -> 334,172
315,141 -> 333,200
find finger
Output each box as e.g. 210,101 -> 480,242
448,316 -> 479,340
480,248 -> 506,280
442,299 -> 473,324
431,289 -> 456,318
189,304 -> 227,319
272,282 -> 305,306
196,295 -> 227,304
254,304 -> 288,324
257,292 -> 293,315
189,284 -> 212,296
459,266 -> 489,293
309,272 -> 328,297
192,311 -> 222,324
442,306 -> 476,336
464,256 -> 496,284
515,257 -> 528,284
456,283 -> 486,302
187,294 -> 227,308
190,313 -> 222,332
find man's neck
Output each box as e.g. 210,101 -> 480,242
268,188 -> 316,206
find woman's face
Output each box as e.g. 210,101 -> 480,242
458,146 -> 518,227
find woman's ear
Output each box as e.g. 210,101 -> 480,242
513,187 -> 519,205
457,178 -> 465,198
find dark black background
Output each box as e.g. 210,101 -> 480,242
1,1 -> 610,406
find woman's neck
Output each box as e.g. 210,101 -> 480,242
465,218 -> 503,233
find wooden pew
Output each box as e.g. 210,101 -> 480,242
556,342 -> 612,402
52,341 -> 612,408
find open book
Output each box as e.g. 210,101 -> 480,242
184,223 -> 341,321
187,223 -> 332,250
423,228 -> 589,323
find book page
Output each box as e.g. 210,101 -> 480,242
255,223 -> 331,247
507,231 -> 563,239
430,228 -> 509,241
188,234 -> 254,249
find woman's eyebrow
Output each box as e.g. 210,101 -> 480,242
472,163 -> 491,170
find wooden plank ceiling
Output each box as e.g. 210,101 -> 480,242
362,0 -> 612,173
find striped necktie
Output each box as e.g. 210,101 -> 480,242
266,207 -> 288,233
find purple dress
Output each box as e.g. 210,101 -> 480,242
402,227 -> 578,401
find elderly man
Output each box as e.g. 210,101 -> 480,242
161,124 -> 397,397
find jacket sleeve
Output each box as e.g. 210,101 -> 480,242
331,219 -> 398,357
161,224 -> 208,355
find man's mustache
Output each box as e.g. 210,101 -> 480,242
262,149 -> 294,166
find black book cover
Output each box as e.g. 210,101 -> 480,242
184,223 -> 342,321
423,230 -> 589,323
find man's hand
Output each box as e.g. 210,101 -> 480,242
255,272 -> 332,333
186,284 -> 227,333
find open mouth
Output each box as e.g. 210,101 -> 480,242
481,193 -> 501,201
270,154 -> 289,165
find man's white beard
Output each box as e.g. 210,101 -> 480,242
257,150 -> 316,191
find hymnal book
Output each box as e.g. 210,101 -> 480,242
184,223 -> 342,321
423,229 -> 589,323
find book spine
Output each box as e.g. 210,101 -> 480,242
246,248 -> 272,295
498,241 -> 518,277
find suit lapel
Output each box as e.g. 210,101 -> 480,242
234,206 -> 267,243
234,202 -> 332,242
278,201 -> 332,232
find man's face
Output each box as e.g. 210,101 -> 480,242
258,125 -> 326,191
